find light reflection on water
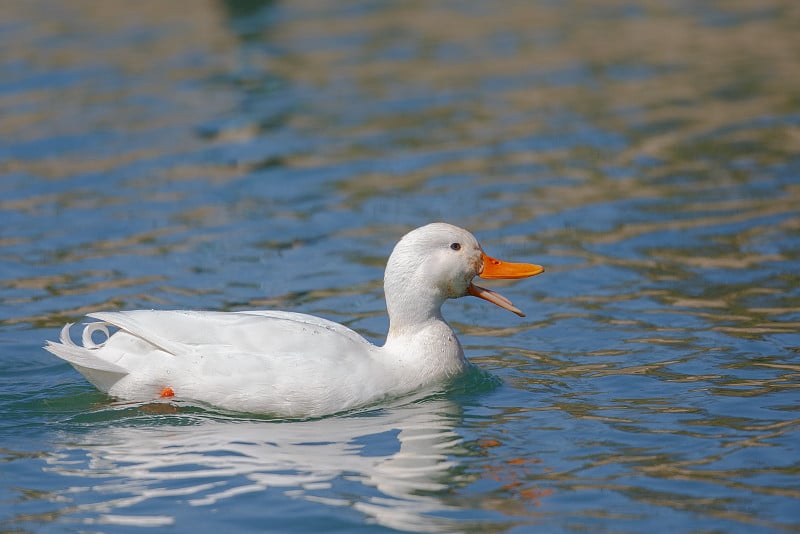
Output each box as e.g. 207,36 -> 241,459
45,399 -> 467,532
1,0 -> 799,532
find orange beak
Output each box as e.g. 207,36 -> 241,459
467,252 -> 544,317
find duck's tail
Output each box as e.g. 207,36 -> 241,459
44,323 -> 128,392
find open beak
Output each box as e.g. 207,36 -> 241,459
467,252 -> 544,317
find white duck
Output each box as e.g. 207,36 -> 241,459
45,223 -> 543,417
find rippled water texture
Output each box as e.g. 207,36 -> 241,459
2,1 -> 799,532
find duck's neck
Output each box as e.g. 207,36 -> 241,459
384,286 -> 446,338
382,290 -> 467,383
381,270 -> 467,381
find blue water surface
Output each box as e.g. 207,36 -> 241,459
1,1 -> 799,532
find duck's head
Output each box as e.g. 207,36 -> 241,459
385,222 -> 544,317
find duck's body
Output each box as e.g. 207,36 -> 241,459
52,309 -> 466,417
46,223 -> 543,417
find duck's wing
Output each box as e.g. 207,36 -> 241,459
46,310 -> 376,396
87,310 -> 372,357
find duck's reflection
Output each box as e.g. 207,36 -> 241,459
49,398 -> 465,532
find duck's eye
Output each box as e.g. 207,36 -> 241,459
450,243 -> 461,251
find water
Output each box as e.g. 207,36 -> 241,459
1,0 -> 799,531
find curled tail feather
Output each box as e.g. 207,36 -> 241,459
44,323 -> 128,392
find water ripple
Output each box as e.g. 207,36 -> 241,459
1,0 -> 798,532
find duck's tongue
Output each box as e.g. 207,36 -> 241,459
468,253 -> 544,317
